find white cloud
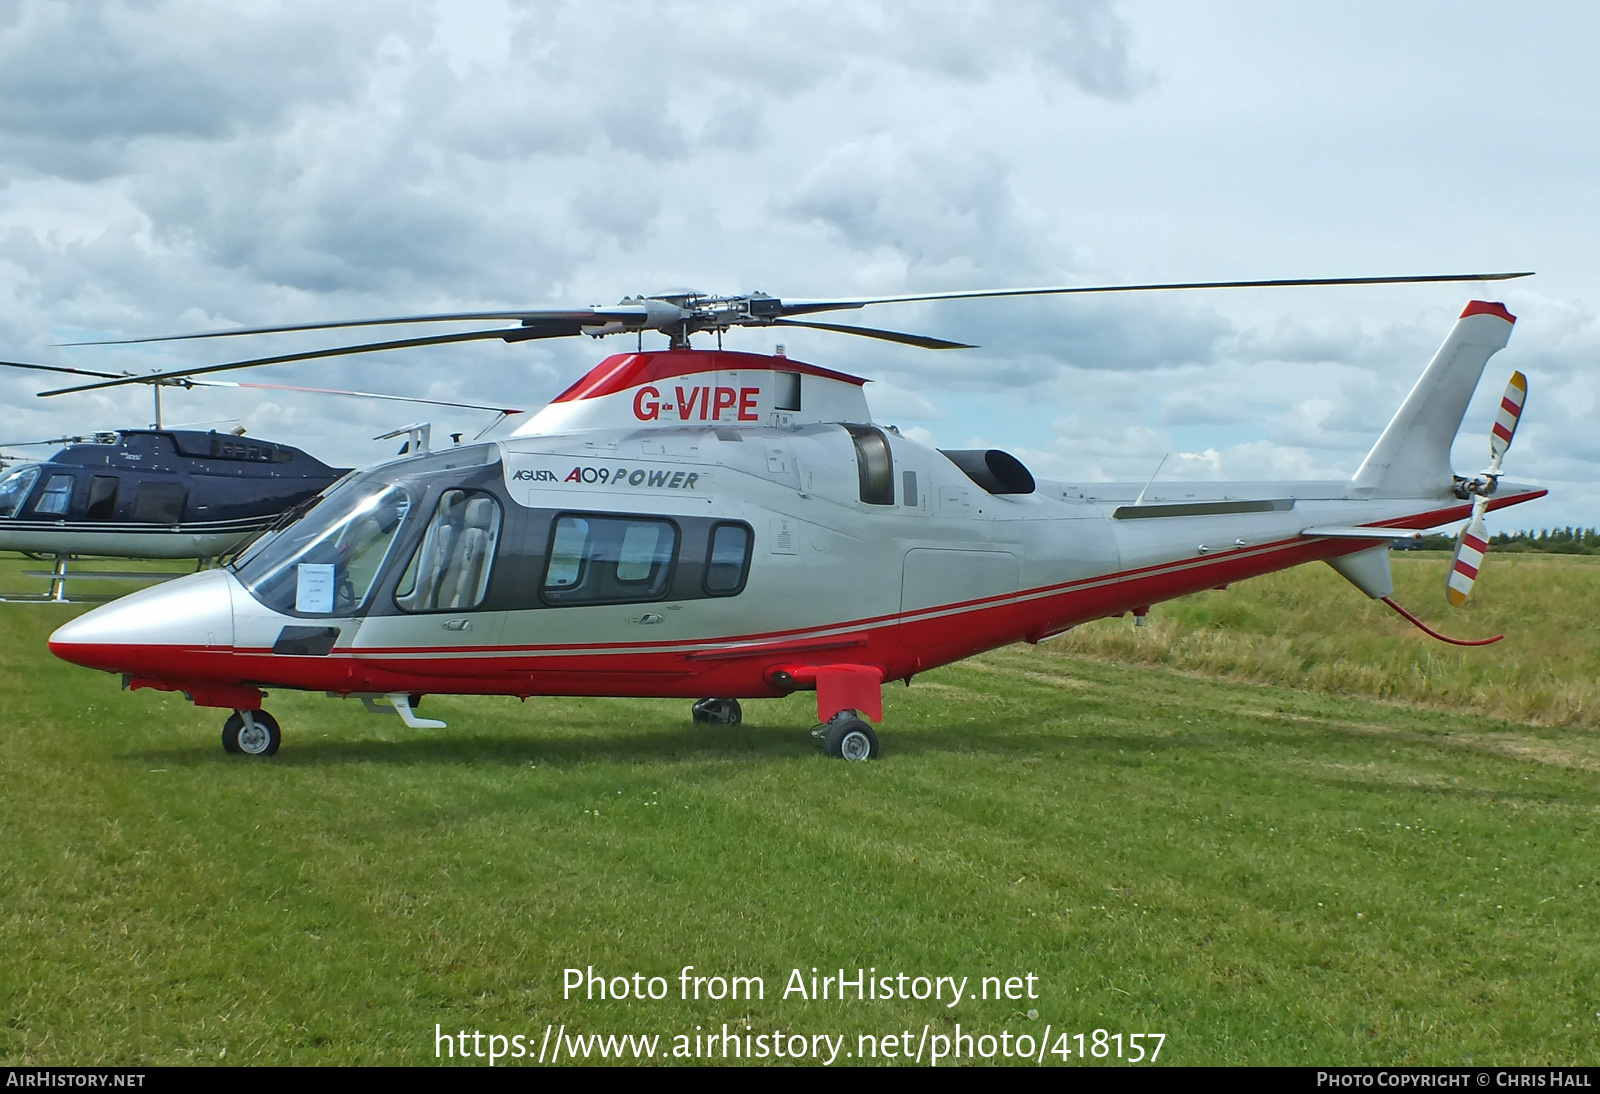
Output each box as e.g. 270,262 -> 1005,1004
0,0 -> 1593,531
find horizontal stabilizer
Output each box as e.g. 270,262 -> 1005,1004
1302,526 -> 1423,540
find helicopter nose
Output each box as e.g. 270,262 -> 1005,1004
49,568 -> 237,675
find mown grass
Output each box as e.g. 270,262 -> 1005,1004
1049,552 -> 1600,730
1,554 -> 1597,1066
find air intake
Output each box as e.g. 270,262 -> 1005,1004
939,449 -> 1036,495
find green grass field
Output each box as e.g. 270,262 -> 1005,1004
2,553 -> 1597,1066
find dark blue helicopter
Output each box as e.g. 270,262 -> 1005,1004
0,428 -> 347,599
0,359 -> 522,599
0,428 -> 347,560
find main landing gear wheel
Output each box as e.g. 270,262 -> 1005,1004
823,716 -> 879,762
691,698 -> 742,726
222,710 -> 281,757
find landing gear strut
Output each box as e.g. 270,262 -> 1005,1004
222,709 -> 281,756
814,710 -> 879,761
691,698 -> 742,725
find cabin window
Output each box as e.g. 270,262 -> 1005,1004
86,476 -> 119,520
32,474 -> 76,517
703,522 -> 753,595
394,489 -> 503,612
541,514 -> 678,605
544,519 -> 589,590
844,425 -> 895,505
132,482 -> 188,524
0,466 -> 39,518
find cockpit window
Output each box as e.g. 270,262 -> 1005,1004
394,489 -> 502,612
234,480 -> 411,615
32,474 -> 75,517
0,465 -> 40,518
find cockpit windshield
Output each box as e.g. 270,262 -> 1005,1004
0,465 -> 40,519
233,476 -> 411,615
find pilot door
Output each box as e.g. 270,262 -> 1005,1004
354,486 -> 509,651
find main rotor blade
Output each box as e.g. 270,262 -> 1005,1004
0,359 -> 129,380
192,378 -> 523,416
52,305 -> 658,347
768,318 -> 977,350
49,272 -> 1533,349
776,272 -> 1537,318
38,324 -> 577,397
0,435 -> 92,447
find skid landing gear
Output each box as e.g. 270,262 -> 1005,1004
812,710 -> 879,761
222,709 -> 281,756
691,698 -> 742,726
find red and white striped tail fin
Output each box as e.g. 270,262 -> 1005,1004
1490,370 -> 1526,464
1446,504 -> 1489,607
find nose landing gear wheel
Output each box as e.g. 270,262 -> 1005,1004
222,710 -> 281,757
691,698 -> 742,726
823,716 -> 879,761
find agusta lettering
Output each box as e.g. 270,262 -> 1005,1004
632,384 -> 760,422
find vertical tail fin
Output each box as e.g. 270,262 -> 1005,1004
1351,301 -> 1515,494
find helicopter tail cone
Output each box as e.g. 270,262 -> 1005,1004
49,568 -> 237,677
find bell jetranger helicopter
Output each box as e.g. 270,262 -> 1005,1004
41,272 -> 1542,760
0,359 -> 523,601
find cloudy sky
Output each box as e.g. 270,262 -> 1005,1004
0,0 -> 1594,528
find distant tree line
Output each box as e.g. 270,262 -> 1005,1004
1400,527 -> 1600,554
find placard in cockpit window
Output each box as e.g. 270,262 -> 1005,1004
296,564 -> 335,613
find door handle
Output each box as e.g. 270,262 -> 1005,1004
442,619 -> 471,632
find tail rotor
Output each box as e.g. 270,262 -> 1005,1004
1446,370 -> 1526,606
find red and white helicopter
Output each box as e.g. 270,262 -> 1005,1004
43,274 -> 1542,759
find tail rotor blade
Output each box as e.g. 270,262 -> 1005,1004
1490,370 -> 1527,464
1446,500 -> 1490,607
1450,371 -> 1526,607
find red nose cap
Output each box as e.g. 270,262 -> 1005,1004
1461,300 -> 1515,323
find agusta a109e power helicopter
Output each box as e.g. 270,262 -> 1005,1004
43,273 -> 1542,759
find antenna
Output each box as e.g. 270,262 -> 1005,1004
374,422 -> 431,455
1134,453 -> 1169,506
